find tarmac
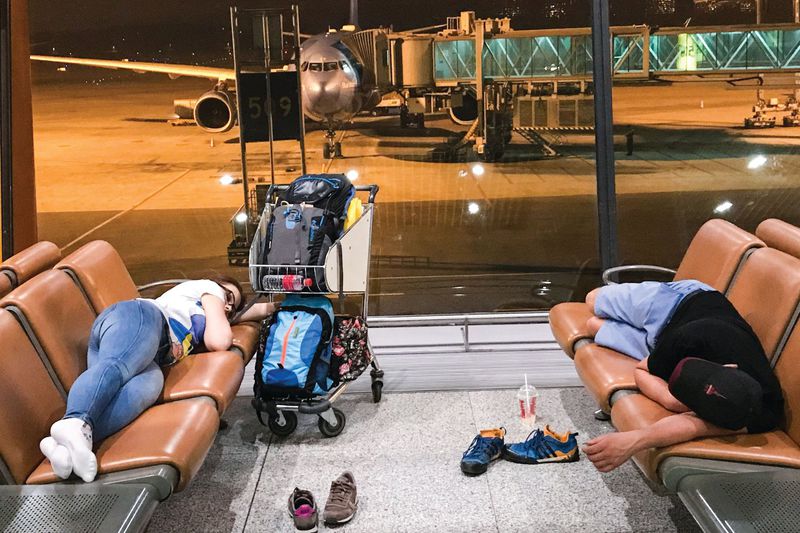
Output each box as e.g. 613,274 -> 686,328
30,66 -> 800,314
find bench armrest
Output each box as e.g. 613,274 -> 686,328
602,265 -> 677,285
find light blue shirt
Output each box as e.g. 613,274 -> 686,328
593,280 -> 715,360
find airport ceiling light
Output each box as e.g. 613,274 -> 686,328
747,155 -> 767,170
714,201 -> 733,214
219,173 -> 235,186
471,164 -> 485,177
235,212 -> 249,224
346,169 -> 359,182
468,202 -> 480,215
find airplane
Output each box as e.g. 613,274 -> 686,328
31,3 -> 446,159
33,26 -> 379,160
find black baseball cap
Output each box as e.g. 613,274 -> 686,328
668,357 -> 763,430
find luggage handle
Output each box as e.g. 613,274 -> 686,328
266,183 -> 379,205
336,240 -> 345,312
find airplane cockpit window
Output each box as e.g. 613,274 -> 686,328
323,61 -> 339,71
301,62 -> 309,71
309,62 -> 323,72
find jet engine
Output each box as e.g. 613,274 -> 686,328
194,90 -> 237,133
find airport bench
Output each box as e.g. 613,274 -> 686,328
756,218 -> 800,260
575,245 -> 800,414
54,240 -> 261,363
549,219 -> 800,532
549,218 -> 763,359
0,240 -> 60,297
0,306 -> 218,529
0,269 -> 244,416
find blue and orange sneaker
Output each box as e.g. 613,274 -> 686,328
461,428 -> 506,475
503,427 -> 579,464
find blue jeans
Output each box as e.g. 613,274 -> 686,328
64,299 -> 169,441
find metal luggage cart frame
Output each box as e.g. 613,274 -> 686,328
249,183 -> 383,438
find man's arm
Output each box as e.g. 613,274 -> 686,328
633,357 -> 689,413
583,412 -> 744,472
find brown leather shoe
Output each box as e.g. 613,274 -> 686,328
323,471 -> 358,525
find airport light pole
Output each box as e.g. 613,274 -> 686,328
591,0 -> 619,272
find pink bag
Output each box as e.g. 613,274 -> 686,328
330,316 -> 372,383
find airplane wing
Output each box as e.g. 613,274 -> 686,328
30,55 -> 236,82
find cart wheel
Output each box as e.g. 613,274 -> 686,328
268,411 -> 297,437
318,408 -> 346,438
371,380 -> 383,403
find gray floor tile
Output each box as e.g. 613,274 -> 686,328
148,389 -> 702,533
266,390 -> 480,459
468,388 -> 700,533
244,443 -> 498,533
148,444 -> 267,533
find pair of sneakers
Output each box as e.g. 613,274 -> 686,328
460,426 -> 579,475
288,472 -> 358,532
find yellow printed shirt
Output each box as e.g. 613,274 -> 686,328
144,280 -> 226,366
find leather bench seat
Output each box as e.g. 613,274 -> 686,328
0,269 -> 243,415
231,321 -> 261,364
549,302 -> 594,359
566,246 -> 800,414
550,219 -> 763,361
0,308 -> 217,494
0,274 -> 12,299
611,393 -> 800,483
56,240 -> 260,363
756,218 -> 800,260
0,241 -> 61,286
160,352 -> 244,413
27,398 -> 219,492
573,344 -> 637,412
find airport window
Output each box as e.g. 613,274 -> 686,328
26,2 -> 799,317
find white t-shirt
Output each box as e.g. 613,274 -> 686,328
144,280 -> 226,365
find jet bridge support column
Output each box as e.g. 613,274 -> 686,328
474,28 -> 485,158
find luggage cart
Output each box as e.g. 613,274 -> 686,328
248,184 -> 383,438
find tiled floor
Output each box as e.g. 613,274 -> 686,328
148,389 -> 700,533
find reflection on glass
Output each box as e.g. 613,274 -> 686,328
29,5 -> 602,315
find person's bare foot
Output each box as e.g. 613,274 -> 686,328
582,431 -> 639,473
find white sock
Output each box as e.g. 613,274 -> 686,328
50,418 -> 97,483
39,436 -> 73,480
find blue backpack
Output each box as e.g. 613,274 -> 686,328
254,294 -> 334,399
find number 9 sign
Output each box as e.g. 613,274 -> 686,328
239,71 -> 301,142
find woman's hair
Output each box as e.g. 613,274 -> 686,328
208,274 -> 246,312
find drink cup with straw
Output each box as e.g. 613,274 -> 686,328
517,373 -> 538,427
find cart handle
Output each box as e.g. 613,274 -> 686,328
265,184 -> 379,204
355,184 -> 379,204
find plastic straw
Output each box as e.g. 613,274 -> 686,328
524,373 -> 530,417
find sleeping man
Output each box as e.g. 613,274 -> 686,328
579,280 -> 784,472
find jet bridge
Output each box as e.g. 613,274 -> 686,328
383,16 -> 800,160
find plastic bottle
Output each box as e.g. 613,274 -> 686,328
517,375 -> 537,427
261,274 -> 312,291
